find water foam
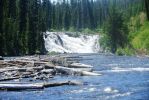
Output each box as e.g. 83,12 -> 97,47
104,87 -> 119,93
99,67 -> 149,73
70,87 -> 97,93
111,67 -> 149,72
105,92 -> 133,99
44,32 -> 101,53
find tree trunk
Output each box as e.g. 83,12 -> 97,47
0,81 -> 82,91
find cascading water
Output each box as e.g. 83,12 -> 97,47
44,32 -> 101,53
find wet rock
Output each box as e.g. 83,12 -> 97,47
0,56 -> 4,60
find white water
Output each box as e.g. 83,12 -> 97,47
44,32 -> 101,53
98,67 -> 149,73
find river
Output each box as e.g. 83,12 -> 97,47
0,54 -> 149,100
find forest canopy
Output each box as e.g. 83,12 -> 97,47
0,0 -> 148,56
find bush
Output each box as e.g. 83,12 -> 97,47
116,47 -> 134,56
132,22 -> 149,54
81,28 -> 95,34
48,51 -> 59,56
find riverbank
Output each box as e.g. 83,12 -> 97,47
0,54 -> 149,100
0,55 -> 100,91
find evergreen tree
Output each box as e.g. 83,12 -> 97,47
8,0 -> 16,19
28,0 -> 39,55
0,0 -> 5,55
63,0 -> 71,30
19,0 -> 28,54
145,0 -> 149,20
42,0 -> 52,31
105,8 -> 128,53
0,0 -> 145,56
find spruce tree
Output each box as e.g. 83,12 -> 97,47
106,8 -> 128,53
145,0 -> 149,20
0,0 -> 5,55
19,0 -> 28,54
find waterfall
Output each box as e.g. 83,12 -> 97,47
44,32 -> 101,53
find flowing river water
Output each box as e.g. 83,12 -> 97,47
0,54 -> 149,100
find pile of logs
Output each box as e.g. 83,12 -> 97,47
0,55 -> 101,91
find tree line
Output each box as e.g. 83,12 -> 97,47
0,0 -> 46,56
0,0 -> 146,56
42,0 -> 144,30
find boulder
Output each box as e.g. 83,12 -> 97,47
0,56 -> 4,60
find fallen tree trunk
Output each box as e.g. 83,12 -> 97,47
43,81 -> 82,87
74,68 -> 93,72
55,66 -> 101,76
0,83 -> 44,90
0,74 -> 36,82
68,63 -> 93,68
0,77 -> 22,82
0,66 -> 44,73
0,81 -> 82,91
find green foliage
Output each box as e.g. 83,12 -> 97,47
99,33 -> 111,52
68,27 -> 76,32
132,22 -> 149,54
48,51 -> 59,56
40,0 -> 144,31
0,0 -> 146,56
116,47 -> 134,56
103,8 -> 129,53
128,12 -> 147,36
0,0 -> 46,56
81,28 -> 95,34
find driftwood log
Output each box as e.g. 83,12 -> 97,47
0,66 -> 44,73
55,66 -> 101,76
68,63 -> 93,68
0,81 -> 82,91
0,55 -> 102,87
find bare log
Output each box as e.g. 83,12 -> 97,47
74,68 -> 93,72
6,60 -> 34,66
0,74 -> 36,82
0,77 -> 21,82
55,66 -> 101,76
43,81 -> 82,87
0,81 -> 82,90
0,83 -> 44,90
0,66 -> 44,73
69,63 -> 93,68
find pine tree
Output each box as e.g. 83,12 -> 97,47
28,0 -> 39,55
42,0 -> 52,31
0,0 -> 145,56
0,0 -> 5,55
63,0 -> 71,30
106,8 -> 128,53
19,0 -> 28,54
145,0 -> 149,20
36,0 -> 46,54
8,0 -> 16,19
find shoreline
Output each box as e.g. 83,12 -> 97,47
0,54 -> 100,91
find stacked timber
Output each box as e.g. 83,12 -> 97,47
0,55 -> 101,91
